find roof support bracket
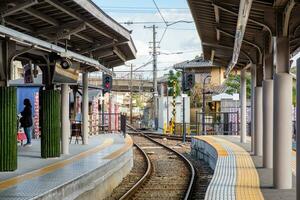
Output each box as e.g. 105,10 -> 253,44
216,27 -> 263,63
283,0 -> 296,36
1,0 -> 38,18
213,1 -> 273,54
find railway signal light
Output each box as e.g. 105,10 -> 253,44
103,74 -> 113,93
183,73 -> 195,91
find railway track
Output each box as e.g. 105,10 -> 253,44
105,126 -> 212,200
117,125 -> 195,200
104,143 -> 150,200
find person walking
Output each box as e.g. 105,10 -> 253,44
20,98 -> 33,147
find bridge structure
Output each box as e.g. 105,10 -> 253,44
88,76 -> 154,93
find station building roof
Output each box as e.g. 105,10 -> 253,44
0,0 -> 137,73
187,0 -> 300,73
173,56 -> 217,70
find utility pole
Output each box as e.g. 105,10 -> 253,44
145,25 -> 158,130
182,69 -> 186,143
130,64 -> 133,124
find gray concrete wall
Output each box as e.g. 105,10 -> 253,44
191,138 -> 218,170
39,148 -> 133,200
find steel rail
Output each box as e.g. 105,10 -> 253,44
119,142 -> 152,200
126,124 -> 196,200
134,131 -> 192,142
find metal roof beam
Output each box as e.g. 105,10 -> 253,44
23,7 -> 59,26
217,27 -> 263,63
44,0 -> 117,41
1,0 -> 38,17
95,50 -> 114,59
214,5 -> 220,41
35,21 -> 93,43
213,2 -> 273,40
36,21 -> 82,34
113,47 -> 127,62
53,23 -> 87,41
5,17 -> 34,32
80,41 -> 115,54
106,59 -> 124,68
74,33 -> 93,43
202,42 -> 254,64
0,25 -> 113,74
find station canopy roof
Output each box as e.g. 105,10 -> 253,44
0,0 -> 137,73
187,0 -> 300,72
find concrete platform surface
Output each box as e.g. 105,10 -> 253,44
0,134 -> 133,200
218,135 -> 296,200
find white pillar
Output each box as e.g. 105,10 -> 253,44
273,73 -> 293,189
263,80 -> 273,168
61,84 -> 70,154
82,72 -> 89,145
254,86 -> 263,156
240,70 -> 247,143
273,36 -> 292,189
296,58 -> 300,199
251,65 -> 256,153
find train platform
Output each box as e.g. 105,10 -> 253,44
0,134 -> 133,200
191,135 -> 296,200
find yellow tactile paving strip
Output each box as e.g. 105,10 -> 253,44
194,136 -> 264,200
220,138 -> 264,200
0,137 -> 120,190
194,136 -> 228,156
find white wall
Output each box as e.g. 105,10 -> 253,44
158,96 -> 190,130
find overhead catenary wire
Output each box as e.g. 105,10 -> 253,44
152,0 -> 168,26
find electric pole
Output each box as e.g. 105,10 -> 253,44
130,64 -> 133,124
145,25 -> 159,130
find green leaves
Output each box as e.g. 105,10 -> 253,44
225,74 -> 251,98
167,70 -> 181,96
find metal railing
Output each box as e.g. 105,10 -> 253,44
195,111 -> 241,135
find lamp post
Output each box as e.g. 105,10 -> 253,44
202,75 -> 211,135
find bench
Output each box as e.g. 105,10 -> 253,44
191,136 -> 264,200
70,122 -> 83,144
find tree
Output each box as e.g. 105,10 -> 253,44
167,70 -> 181,96
225,74 -> 251,98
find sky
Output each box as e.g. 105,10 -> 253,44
93,0 -> 202,79
93,0 -> 300,78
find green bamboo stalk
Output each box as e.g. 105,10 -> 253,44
41,90 -> 61,158
0,87 -> 17,171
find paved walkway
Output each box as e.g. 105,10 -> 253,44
0,134 -> 132,200
219,135 -> 296,200
194,136 -> 264,200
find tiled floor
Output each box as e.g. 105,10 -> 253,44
0,134 -> 131,200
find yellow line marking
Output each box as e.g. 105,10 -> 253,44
194,136 -> 228,156
194,136 -> 264,200
103,136 -> 133,159
223,140 -> 264,200
0,138 -> 114,190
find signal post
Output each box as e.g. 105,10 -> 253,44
182,71 -> 195,143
